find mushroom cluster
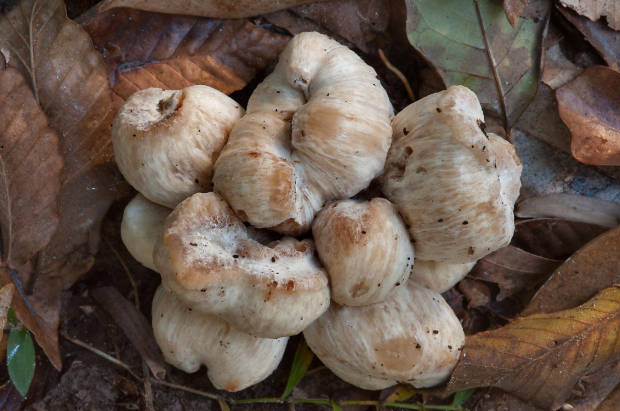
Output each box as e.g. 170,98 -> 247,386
113,32 -> 522,392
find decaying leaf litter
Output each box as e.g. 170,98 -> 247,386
0,0 -> 618,410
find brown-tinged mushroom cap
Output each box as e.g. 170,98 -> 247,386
112,85 -> 244,208
121,193 -> 171,271
153,192 -> 330,338
152,286 -> 288,392
213,32 -> 393,235
304,281 -> 465,390
312,198 -> 413,306
410,260 -> 476,293
380,86 -> 522,263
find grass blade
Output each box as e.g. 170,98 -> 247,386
7,325 -> 35,396
451,388 -> 476,407
281,337 -> 314,399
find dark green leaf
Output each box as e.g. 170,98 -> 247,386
452,388 -> 476,407
281,337 -> 314,399
405,0 -> 551,129
6,306 -> 17,327
7,326 -> 35,396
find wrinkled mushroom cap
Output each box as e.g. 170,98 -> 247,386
304,281 -> 465,390
121,193 -> 171,271
152,286 -> 288,391
312,198 -> 413,306
380,86 -> 522,263
112,85 -> 244,208
410,260 -> 476,293
153,192 -> 330,338
213,32 -> 393,235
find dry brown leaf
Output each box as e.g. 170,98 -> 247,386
523,224 -> 620,316
0,0 -> 118,369
560,0 -> 619,30
79,8 -> 290,111
515,194 -> 620,228
85,0 -> 321,19
477,388 -> 543,411
446,286 -> 620,410
503,0 -> 531,28
0,283 -> 13,339
91,287 -> 167,380
567,360 -> 620,410
542,43 -> 583,90
557,5 -> 620,72
0,67 -> 63,268
556,66 -> 620,166
458,278 -> 492,309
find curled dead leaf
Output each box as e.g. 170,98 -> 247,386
523,224 -> 620,316
447,286 -> 620,410
541,43 -> 583,90
559,0 -> 619,30
557,66 -> 620,166
0,67 -> 63,268
503,0 -> 531,28
515,194 -> 620,228
80,8 -> 290,111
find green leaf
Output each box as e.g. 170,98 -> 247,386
452,388 -> 476,407
405,0 -> 551,129
7,325 -> 35,396
281,337 -> 314,399
6,306 -> 18,327
332,401 -> 343,411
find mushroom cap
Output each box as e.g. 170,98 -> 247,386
213,32 -> 393,235
304,281 -> 465,390
153,192 -> 330,338
121,193 -> 171,271
380,86 -> 522,263
410,260 -> 476,293
112,85 -> 244,208
312,198 -> 413,306
152,286 -> 288,392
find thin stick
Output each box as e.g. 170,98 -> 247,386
305,365 -> 327,376
61,329 -> 142,381
148,378 -> 220,401
107,240 -> 140,310
378,49 -> 415,102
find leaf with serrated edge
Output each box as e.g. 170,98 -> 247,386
282,337 -> 314,399
557,66 -> 620,167
446,286 -> 620,409
80,8 -> 290,111
0,0 -> 118,370
0,67 -> 63,268
405,0 -> 550,130
523,224 -> 620,316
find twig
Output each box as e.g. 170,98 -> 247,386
148,378 -> 220,401
107,240 -> 140,310
473,0 -> 510,142
378,49 -> 415,102
305,365 -> 327,376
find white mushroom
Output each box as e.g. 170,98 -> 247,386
304,281 -> 465,390
380,86 -> 522,263
410,260 -> 476,293
213,32 -> 393,235
152,286 -> 288,392
153,192 -> 330,338
312,198 -> 413,306
121,193 -> 171,271
112,85 -> 244,208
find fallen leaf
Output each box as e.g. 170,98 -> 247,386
515,194 -> 620,227
7,321 -> 35,396
0,284 -> 13,340
264,0 -> 390,53
511,218 -> 609,260
560,0 -> 619,30
523,224 -> 620,316
594,385 -> 620,411
446,286 -> 620,410
91,287 -> 167,380
557,5 -> 619,72
79,7 -> 290,111
504,0 -> 530,28
84,0 -> 320,19
568,360 -> 620,410
380,385 -> 416,403
0,0 -> 119,370
0,67 -> 63,268
542,43 -> 583,89
477,388 -> 543,411
405,0 -> 551,131
458,278 -> 492,308
556,66 -> 620,166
